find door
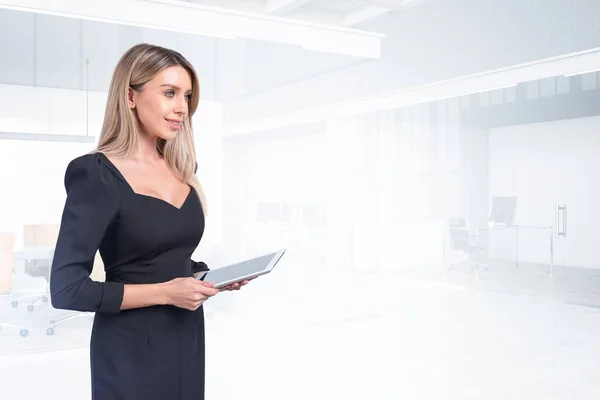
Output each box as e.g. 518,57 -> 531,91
512,117 -> 600,270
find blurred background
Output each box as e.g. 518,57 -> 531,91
1,0 -> 600,399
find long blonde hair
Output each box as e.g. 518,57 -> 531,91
94,43 -> 207,212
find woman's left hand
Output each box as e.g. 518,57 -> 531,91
220,279 -> 251,291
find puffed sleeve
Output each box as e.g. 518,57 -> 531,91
191,160 -> 210,274
50,154 -> 124,314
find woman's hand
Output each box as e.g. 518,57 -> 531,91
163,277 -> 220,311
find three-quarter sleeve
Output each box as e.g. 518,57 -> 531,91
50,154 -> 124,314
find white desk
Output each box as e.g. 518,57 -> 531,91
446,224 -> 554,274
487,224 -> 554,273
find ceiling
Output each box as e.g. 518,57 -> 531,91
0,0 -> 391,58
184,0 -> 426,27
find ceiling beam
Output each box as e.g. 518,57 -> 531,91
0,0 -> 384,59
264,0 -> 313,16
223,46 -> 600,136
0,132 -> 96,143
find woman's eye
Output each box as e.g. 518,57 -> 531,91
165,90 -> 175,97
184,94 -> 192,102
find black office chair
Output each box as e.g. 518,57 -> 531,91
446,217 -> 488,279
11,224 -> 58,312
10,258 -> 52,312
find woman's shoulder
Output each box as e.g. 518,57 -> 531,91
67,151 -> 102,169
64,151 -> 122,194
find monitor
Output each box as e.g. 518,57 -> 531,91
489,196 -> 517,226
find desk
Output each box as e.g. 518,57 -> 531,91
488,225 -> 554,273
445,224 -> 554,274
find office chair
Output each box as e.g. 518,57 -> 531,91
46,252 -> 104,336
0,233 -> 30,337
446,217 -> 488,279
11,224 -> 58,312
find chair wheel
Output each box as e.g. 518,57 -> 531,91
46,327 -> 55,336
27,304 -> 34,312
11,301 -> 18,308
19,329 -> 29,337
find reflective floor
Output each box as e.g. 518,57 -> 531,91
2,259 -> 600,399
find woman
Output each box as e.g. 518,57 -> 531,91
49,43 -> 248,400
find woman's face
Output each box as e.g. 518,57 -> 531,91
129,66 -> 193,141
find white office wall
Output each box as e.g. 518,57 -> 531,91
0,9 -> 221,99
242,40 -> 362,95
0,9 -> 35,86
460,125 -> 490,228
194,100 -> 225,248
0,91 -> 225,249
245,133 -> 327,204
225,60 -> 378,125
0,84 -> 107,136
489,116 -> 600,269
0,140 -> 93,248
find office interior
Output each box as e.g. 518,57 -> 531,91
2,0 -> 600,399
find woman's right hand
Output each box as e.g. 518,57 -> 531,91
163,277 -> 220,311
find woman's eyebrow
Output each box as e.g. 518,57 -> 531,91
160,84 -> 192,93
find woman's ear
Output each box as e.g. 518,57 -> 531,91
128,87 -> 136,109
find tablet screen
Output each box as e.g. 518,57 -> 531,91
200,251 -> 282,285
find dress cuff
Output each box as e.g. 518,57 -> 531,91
99,282 -> 124,314
192,261 -> 210,273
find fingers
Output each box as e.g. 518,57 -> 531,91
197,284 -> 220,297
220,280 -> 251,291
194,279 -> 219,295
170,278 -> 221,311
188,294 -> 212,310
220,283 -> 238,291
197,280 -> 215,288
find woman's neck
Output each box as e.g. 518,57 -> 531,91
135,132 -> 162,163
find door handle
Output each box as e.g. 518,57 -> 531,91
557,204 -> 567,238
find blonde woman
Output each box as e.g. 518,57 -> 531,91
50,43 -> 248,400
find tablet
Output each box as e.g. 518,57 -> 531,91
196,249 -> 286,289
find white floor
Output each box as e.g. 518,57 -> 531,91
2,274 -> 600,399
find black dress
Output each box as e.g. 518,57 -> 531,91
49,152 -> 210,400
